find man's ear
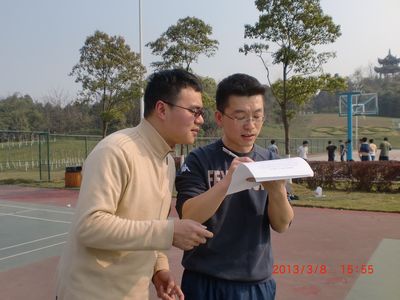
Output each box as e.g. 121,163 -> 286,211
215,110 -> 223,128
154,100 -> 168,120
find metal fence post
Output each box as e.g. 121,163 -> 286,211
85,136 -> 88,158
46,131 -> 50,182
38,134 -> 42,181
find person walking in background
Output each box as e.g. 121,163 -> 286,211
379,137 -> 392,161
175,73 -> 293,300
344,139 -> 351,161
267,139 -> 279,155
369,138 -> 377,161
297,140 -> 309,161
326,140 -> 337,161
56,69 -> 213,300
339,140 -> 346,161
358,137 -> 370,161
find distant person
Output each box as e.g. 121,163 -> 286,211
358,137 -> 370,161
326,140 -> 337,161
56,69 -> 213,300
339,140 -> 346,162
379,137 -> 392,161
369,139 -> 377,161
345,140 -> 352,161
297,140 -> 309,160
267,139 -> 279,155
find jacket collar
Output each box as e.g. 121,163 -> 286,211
138,119 -> 174,160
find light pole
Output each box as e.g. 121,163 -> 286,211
139,0 -> 144,119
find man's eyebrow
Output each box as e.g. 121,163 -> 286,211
232,108 -> 264,114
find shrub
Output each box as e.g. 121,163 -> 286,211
295,161 -> 400,193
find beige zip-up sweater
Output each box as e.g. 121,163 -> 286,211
56,120 -> 175,300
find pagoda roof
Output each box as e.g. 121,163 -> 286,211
374,65 -> 400,74
377,49 -> 400,65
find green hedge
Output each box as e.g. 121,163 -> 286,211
295,161 -> 400,193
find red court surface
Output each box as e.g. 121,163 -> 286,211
0,185 -> 399,300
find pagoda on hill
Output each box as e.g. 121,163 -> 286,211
374,49 -> 400,78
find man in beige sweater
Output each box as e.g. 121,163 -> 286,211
56,69 -> 213,300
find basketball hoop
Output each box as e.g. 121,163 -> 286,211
339,93 -> 379,117
337,92 -> 379,161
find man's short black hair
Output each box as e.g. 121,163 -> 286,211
144,69 -> 203,118
216,73 -> 265,113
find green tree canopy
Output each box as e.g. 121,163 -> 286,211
241,0 -> 346,154
146,16 -> 219,72
70,30 -> 145,137
0,94 -> 44,131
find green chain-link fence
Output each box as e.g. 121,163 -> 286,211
0,131 -> 101,182
0,130 -> 333,183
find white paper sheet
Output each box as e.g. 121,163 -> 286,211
226,157 -> 314,195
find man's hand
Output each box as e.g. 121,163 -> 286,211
173,219 -> 213,250
223,156 -> 253,184
261,179 -> 286,195
152,270 -> 184,300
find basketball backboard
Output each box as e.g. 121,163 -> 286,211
339,93 -> 379,117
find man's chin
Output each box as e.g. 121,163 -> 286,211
240,138 -> 255,146
180,137 -> 195,145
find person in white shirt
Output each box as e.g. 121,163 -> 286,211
369,138 -> 377,161
297,140 -> 309,160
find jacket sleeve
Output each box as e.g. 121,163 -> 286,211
154,251 -> 170,274
73,145 -> 174,251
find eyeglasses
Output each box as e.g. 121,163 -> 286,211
222,113 -> 265,125
164,101 -> 205,118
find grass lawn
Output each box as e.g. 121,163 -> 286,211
290,183 -> 400,213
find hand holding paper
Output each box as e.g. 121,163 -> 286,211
226,157 -> 314,195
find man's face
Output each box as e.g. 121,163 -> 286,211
216,94 -> 264,153
164,87 -> 204,147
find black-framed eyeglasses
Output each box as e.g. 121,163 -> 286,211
164,101 -> 205,118
222,112 -> 265,125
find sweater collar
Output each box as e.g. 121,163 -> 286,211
138,119 -> 174,159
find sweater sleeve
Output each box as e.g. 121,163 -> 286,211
74,145 -> 174,251
154,251 -> 170,274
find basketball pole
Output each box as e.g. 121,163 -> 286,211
339,91 -> 361,161
346,93 -> 353,161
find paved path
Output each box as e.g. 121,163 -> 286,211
0,185 -> 399,300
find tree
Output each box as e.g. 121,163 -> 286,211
146,16 -> 219,72
241,0 -> 346,155
198,76 -> 219,136
0,93 -> 44,131
70,31 -> 145,137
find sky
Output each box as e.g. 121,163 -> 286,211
1,0 -> 400,102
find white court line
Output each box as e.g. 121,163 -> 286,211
0,203 -> 74,215
0,232 -> 68,251
12,209 -> 37,214
0,212 -> 71,224
0,241 -> 66,261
